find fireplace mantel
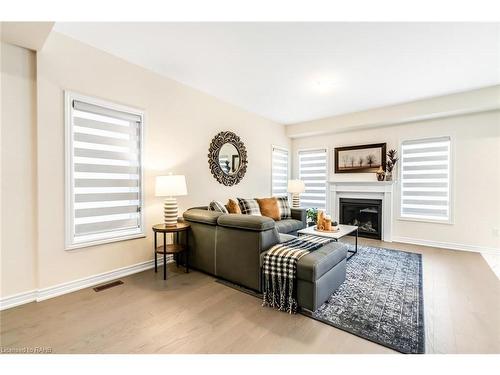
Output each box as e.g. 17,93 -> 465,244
328,180 -> 395,242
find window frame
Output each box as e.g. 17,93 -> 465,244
271,145 -> 289,197
297,147 -> 329,210
64,91 -> 146,250
398,135 -> 454,225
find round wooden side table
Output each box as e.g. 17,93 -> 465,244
152,222 -> 190,280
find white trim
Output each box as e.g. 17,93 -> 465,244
397,216 -> 453,225
64,91 -> 146,250
0,258 -> 172,311
392,236 -> 500,255
0,290 -> 37,311
287,105 -> 500,139
65,233 -> 146,251
329,180 -> 394,242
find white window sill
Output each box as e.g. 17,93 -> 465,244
397,216 -> 453,225
65,232 -> 146,251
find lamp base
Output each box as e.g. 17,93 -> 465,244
164,197 -> 178,226
291,193 -> 300,208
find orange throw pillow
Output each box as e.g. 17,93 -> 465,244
227,199 -> 241,214
255,197 -> 280,221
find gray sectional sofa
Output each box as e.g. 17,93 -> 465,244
182,206 -> 348,311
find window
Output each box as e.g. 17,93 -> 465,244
65,92 -> 145,249
298,148 -> 328,210
400,136 -> 451,222
271,146 -> 289,196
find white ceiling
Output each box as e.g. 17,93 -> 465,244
54,22 -> 500,124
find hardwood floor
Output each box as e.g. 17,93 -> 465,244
1,238 -> 499,354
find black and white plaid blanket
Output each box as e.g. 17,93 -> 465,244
262,235 -> 333,314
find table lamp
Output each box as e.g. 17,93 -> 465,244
155,174 -> 188,226
288,179 -> 305,208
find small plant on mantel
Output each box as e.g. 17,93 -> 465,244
385,149 -> 399,181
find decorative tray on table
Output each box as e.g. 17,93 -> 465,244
313,225 -> 339,233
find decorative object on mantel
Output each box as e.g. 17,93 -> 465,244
306,208 -> 318,227
208,131 -> 248,186
376,165 -> 385,181
334,143 -> 387,173
384,149 -> 399,181
287,179 -> 305,208
155,174 -> 188,226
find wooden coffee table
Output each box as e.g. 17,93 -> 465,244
297,224 -> 359,260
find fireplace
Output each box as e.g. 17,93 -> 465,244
339,198 -> 382,240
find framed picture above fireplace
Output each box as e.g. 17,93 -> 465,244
334,143 -> 386,173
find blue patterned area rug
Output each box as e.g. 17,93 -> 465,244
302,244 -> 425,354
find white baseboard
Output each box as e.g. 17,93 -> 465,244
0,257 -> 172,311
392,236 -> 500,255
0,290 -> 37,310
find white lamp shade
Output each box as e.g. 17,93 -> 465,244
155,175 -> 188,197
288,179 -> 305,194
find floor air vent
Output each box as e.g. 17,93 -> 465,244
93,280 -> 124,292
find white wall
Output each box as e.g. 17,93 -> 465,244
0,42 -> 38,297
0,31 -> 289,299
2,29 -> 498,303
34,32 -> 289,291
291,103 -> 500,252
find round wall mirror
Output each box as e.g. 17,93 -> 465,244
218,143 -> 241,175
208,131 -> 247,186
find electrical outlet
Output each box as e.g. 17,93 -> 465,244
493,228 -> 499,237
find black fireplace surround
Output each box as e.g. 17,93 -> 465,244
339,198 -> 382,240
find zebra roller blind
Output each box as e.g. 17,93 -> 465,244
66,92 -> 144,248
272,146 -> 289,196
298,149 -> 328,210
401,136 -> 451,222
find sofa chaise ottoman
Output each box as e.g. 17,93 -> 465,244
183,208 -> 348,311
261,234 -> 349,311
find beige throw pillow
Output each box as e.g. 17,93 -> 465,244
227,199 -> 242,214
255,197 -> 280,221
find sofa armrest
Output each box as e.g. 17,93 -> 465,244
291,208 -> 307,227
217,214 -> 275,231
183,209 -> 223,225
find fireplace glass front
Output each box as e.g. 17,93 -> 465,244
339,198 -> 382,240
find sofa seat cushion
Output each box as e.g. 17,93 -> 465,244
296,242 -> 349,282
275,219 -> 304,234
278,233 -> 296,243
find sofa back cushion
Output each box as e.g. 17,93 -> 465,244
237,198 -> 262,216
255,197 -> 280,221
276,196 -> 291,219
208,200 -> 229,213
183,208 -> 223,225
227,199 -> 241,214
